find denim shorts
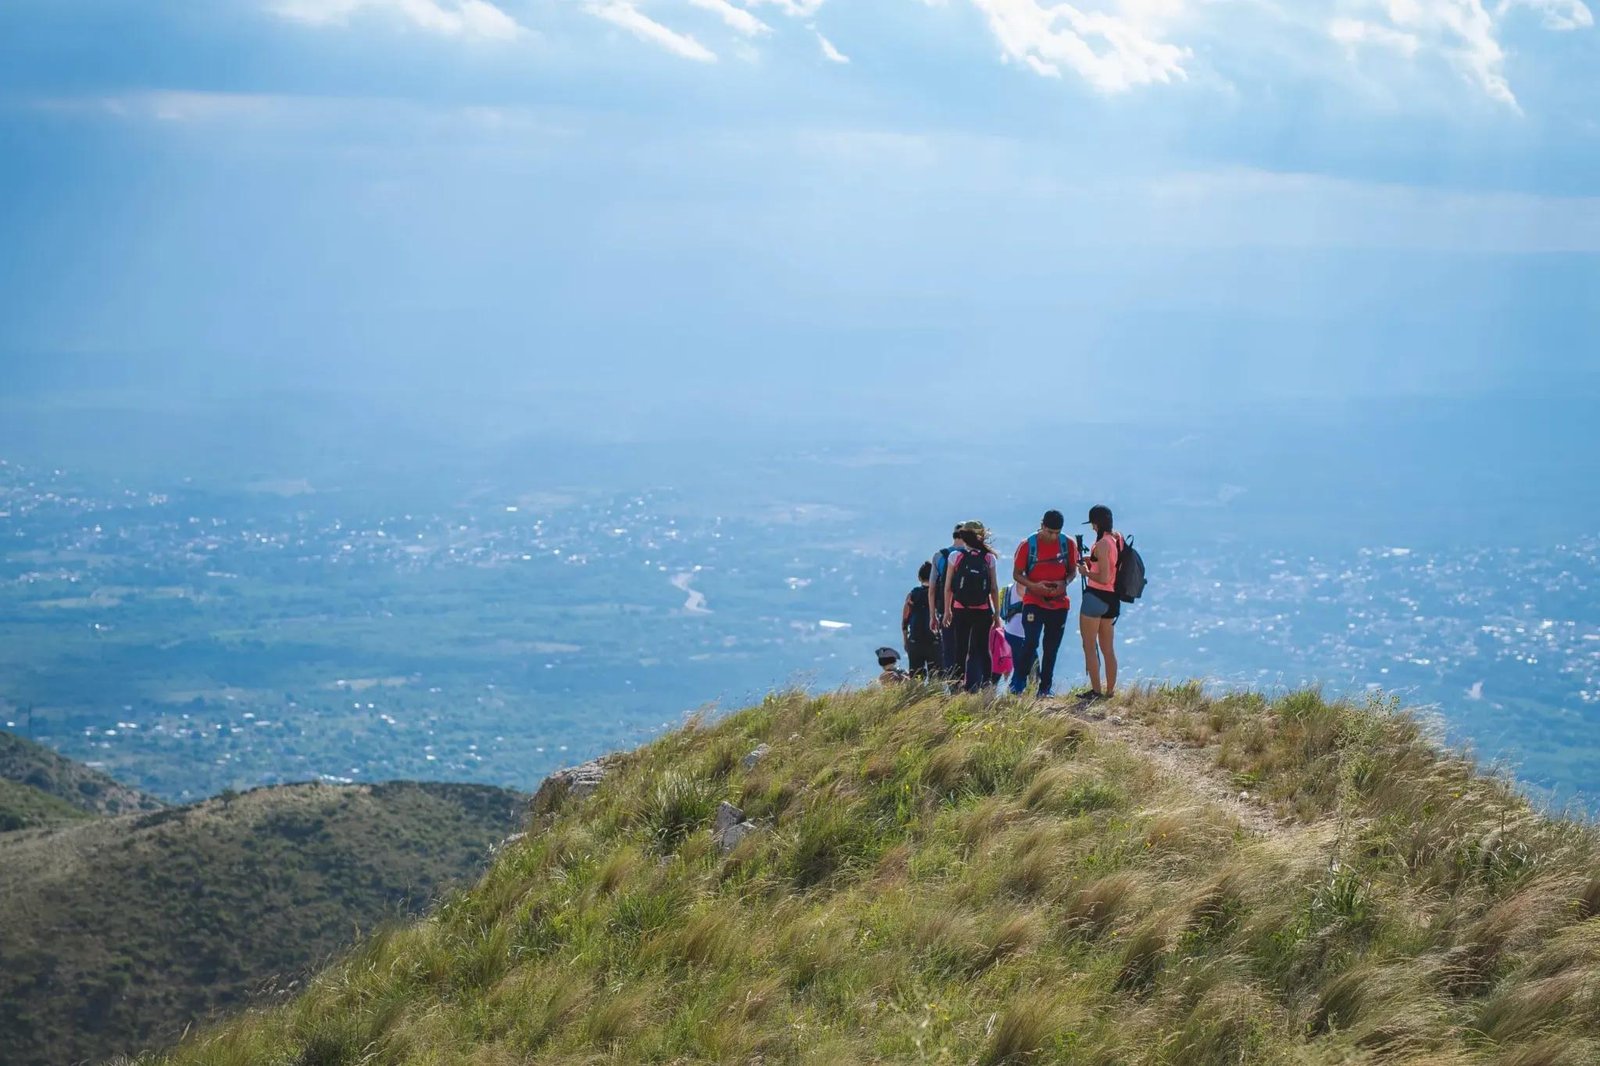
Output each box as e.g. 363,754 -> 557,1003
1081,587 -> 1121,621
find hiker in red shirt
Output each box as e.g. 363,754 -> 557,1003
1009,510 -> 1078,698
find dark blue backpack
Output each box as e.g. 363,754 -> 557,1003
1115,536 -> 1147,604
929,546 -> 957,612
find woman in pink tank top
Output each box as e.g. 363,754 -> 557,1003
1077,504 -> 1121,700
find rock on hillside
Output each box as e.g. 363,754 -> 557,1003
528,754 -> 614,816
0,729 -> 164,817
0,779 -> 527,1066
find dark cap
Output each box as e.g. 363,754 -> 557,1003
1085,505 -> 1113,529
875,647 -> 901,662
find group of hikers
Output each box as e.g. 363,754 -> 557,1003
876,507 -> 1144,703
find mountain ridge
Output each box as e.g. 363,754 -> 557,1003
133,683 -> 1600,1065
0,728 -> 164,818
0,772 -> 528,1066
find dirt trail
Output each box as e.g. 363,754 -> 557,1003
1038,696 -> 1296,841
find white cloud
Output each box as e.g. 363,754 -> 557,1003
959,0 -> 1590,107
686,0 -> 773,36
263,0 -> 1593,108
1330,17 -> 1423,57
1324,0 -> 1596,109
587,1 -> 718,61
815,28 -> 850,62
269,0 -> 520,40
969,0 -> 1190,93
1395,1 -> 1514,109
741,0 -> 829,16
1501,0 -> 1594,30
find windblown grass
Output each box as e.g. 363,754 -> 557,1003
139,685 -> 1600,1065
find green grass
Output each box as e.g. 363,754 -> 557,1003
135,685 -> 1600,1065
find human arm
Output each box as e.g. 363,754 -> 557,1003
902,593 -> 914,645
988,556 -> 1002,620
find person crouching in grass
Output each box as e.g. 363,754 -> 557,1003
876,647 -> 909,686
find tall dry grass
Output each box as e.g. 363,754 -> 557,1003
137,685 -> 1600,1066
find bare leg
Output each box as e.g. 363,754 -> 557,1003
1079,612 -> 1101,694
1097,620 -> 1117,696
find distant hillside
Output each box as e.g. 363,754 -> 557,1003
0,776 -> 95,831
0,729 -> 164,817
140,686 -> 1600,1066
0,779 -> 527,1066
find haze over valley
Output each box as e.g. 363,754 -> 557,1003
3,389 -> 1595,807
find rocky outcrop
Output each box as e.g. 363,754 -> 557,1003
712,800 -> 762,855
530,756 -> 613,817
489,831 -> 526,856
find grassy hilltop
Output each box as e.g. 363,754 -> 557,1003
0,777 -> 526,1066
139,685 -> 1600,1066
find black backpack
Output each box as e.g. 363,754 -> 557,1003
950,548 -> 992,608
1115,535 -> 1147,604
904,587 -> 931,641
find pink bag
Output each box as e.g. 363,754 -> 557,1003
989,625 -> 1014,677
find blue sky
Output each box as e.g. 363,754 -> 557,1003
1,0 -> 1597,431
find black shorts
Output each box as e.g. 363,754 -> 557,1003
1081,587 -> 1121,621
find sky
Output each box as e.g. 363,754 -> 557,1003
0,0 -> 1597,436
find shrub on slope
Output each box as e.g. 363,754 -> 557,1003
145,687 -> 1600,1065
